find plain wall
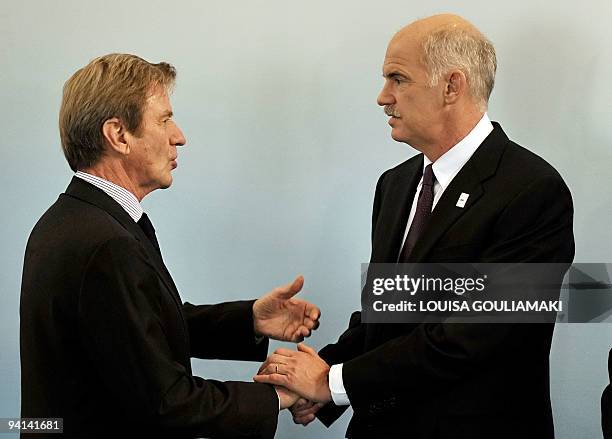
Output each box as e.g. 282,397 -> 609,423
1,1 -> 611,437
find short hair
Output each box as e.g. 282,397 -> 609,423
59,53 -> 176,171
421,26 -> 497,110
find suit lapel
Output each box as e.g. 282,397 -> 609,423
366,123 -> 509,348
64,177 -> 184,308
372,156 -> 423,262
408,122 -> 509,262
368,157 -> 422,347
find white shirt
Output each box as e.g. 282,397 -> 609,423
75,171 -> 144,222
329,113 -> 494,406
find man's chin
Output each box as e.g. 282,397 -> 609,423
390,129 -> 407,143
390,131 -> 418,150
159,176 -> 173,190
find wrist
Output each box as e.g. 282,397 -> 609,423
252,300 -> 263,336
319,366 -> 332,403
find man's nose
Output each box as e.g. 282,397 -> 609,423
172,125 -> 186,147
377,81 -> 394,107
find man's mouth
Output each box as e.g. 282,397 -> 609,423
384,106 -> 401,118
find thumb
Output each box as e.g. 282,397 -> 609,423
276,275 -> 304,300
297,343 -> 317,356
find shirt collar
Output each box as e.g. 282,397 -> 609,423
74,171 -> 144,222
424,113 -> 494,190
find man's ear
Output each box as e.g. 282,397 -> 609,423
101,118 -> 130,155
444,70 -> 466,105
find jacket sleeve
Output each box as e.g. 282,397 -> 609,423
78,236 -> 278,439
183,300 -> 269,361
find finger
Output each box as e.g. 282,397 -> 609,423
307,304 -> 321,321
294,402 -> 325,425
274,348 -> 298,357
291,326 -> 310,341
311,318 -> 320,330
292,398 -> 313,411
297,343 -> 317,356
260,361 -> 291,376
258,364 -> 278,375
253,373 -> 288,387
257,354 -> 288,374
293,403 -> 320,417
303,317 -> 316,330
268,353 -> 290,363
258,359 -> 287,375
294,413 -> 316,425
292,300 -> 320,325
257,361 -> 272,375
292,398 -> 309,411
290,333 -> 305,343
295,413 -> 317,425
275,275 -> 304,300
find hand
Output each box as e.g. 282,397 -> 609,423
253,275 -> 320,342
254,343 -> 332,403
275,385 -> 299,410
291,398 -> 324,426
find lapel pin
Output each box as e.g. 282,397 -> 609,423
456,192 -> 470,208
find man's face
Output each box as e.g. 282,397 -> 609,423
127,88 -> 186,193
377,33 -> 445,150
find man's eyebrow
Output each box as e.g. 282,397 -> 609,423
382,71 -> 407,79
160,110 -> 173,118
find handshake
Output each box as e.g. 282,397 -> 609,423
254,343 -> 331,425
251,275 -> 332,426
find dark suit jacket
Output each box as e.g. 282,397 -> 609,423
603,349 -> 612,438
317,123 -> 575,438
20,177 -> 278,438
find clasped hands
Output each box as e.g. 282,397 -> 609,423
251,275 -> 330,424
254,343 -> 331,424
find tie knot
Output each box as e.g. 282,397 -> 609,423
137,213 -> 156,241
423,163 -> 435,187
138,213 -> 155,231
137,212 -> 162,256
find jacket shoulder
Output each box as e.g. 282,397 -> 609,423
503,141 -> 565,179
376,154 -> 422,186
26,193 -> 138,261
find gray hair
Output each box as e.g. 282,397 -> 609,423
421,26 -> 497,110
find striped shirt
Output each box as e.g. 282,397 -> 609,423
75,171 -> 143,222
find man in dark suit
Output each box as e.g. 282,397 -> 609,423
254,14 -> 574,438
20,53 -> 320,438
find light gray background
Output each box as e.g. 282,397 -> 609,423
1,1 -> 611,438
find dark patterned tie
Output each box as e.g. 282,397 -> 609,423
137,213 -> 161,256
399,163 -> 436,262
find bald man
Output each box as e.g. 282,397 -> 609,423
254,14 -> 574,439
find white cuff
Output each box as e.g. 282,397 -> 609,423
273,388 -> 281,412
328,363 -> 350,406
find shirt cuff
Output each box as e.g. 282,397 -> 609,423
329,363 -> 350,406
273,387 -> 281,412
